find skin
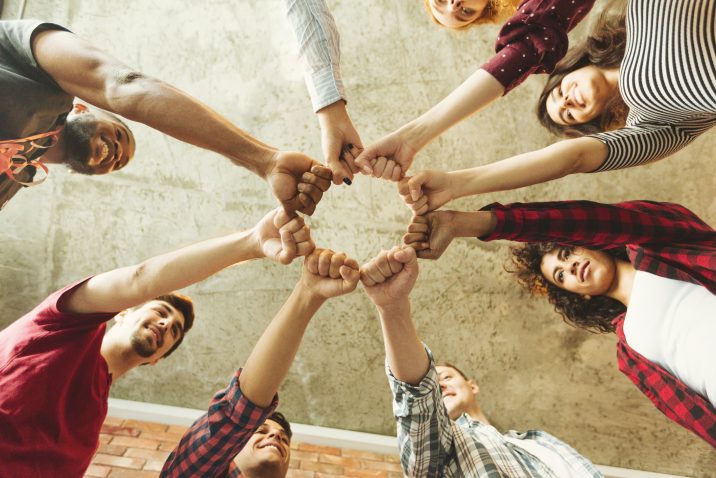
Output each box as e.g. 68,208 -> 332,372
429,0 -> 489,29
545,66 -> 621,126
436,366 -> 488,423
316,101 -> 363,184
234,419 -> 291,478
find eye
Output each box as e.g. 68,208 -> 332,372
280,435 -> 289,444
566,110 -> 574,120
116,128 -> 122,140
557,271 -> 564,283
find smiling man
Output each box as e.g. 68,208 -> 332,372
0,20 -> 330,213
162,248 -> 360,478
0,208 -> 314,478
360,245 -> 602,477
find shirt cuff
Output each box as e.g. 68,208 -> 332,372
480,42 -> 540,95
477,203 -> 523,241
211,368 -> 279,427
386,345 -> 440,418
306,66 -> 346,112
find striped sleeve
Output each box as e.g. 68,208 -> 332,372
284,0 -> 345,111
588,119 -> 714,172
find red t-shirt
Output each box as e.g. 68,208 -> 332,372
0,277 -> 116,478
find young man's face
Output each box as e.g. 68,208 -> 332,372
115,300 -> 186,364
234,419 -> 291,477
436,366 -> 479,420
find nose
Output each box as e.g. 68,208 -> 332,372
448,0 -> 463,10
569,260 -> 579,276
439,380 -> 447,391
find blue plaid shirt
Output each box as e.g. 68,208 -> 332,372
388,347 -> 603,477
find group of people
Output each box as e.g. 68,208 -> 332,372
0,0 -> 714,477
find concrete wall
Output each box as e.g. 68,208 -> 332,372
1,0 -> 714,475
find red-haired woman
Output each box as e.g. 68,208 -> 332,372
402,199 -> 716,447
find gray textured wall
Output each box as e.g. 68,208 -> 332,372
1,0 -> 714,475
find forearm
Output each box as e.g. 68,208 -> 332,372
447,210 -> 497,238
451,137 -> 607,197
240,284 -> 325,408
377,299 -> 429,386
400,69 -> 504,150
108,75 -> 276,177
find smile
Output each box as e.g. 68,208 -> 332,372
258,441 -> 284,458
579,261 -> 590,282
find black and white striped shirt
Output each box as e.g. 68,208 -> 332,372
590,0 -> 716,172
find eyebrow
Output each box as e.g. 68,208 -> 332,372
161,303 -> 185,336
550,87 -> 571,125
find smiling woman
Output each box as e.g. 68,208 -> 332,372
423,0 -> 520,29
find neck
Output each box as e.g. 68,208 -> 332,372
463,401 -> 490,426
39,130 -> 68,165
606,258 -> 636,306
100,336 -> 144,379
604,67 -> 620,94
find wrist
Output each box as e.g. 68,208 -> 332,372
294,282 -> 328,308
396,120 -> 430,152
450,211 -> 495,238
376,297 -> 411,315
316,100 -> 349,126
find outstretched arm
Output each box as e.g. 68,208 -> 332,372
240,248 -> 360,407
65,209 -> 314,314
32,29 -> 332,214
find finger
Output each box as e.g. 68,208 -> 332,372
281,216 -> 306,235
326,156 -> 351,185
340,265 -> 360,290
306,250 -> 320,273
302,171 -> 332,192
393,246 -> 417,264
403,232 -> 427,244
417,249 -> 439,260
282,197 -> 301,216
342,144 -> 360,175
372,157 -> 387,178
381,161 -> 396,180
329,252 -> 346,279
298,193 -> 316,216
344,257 -> 360,271
291,224 -> 311,243
407,222 -> 429,233
408,174 -> 425,202
387,253 -> 403,274
310,164 -> 333,181
364,263 -> 386,284
273,208 -> 296,229
354,149 -> 374,175
397,177 -> 411,197
375,253 -> 392,278
297,183 -> 324,206
296,239 -> 315,257
391,165 -> 402,182
278,229 -> 297,264
411,214 -> 428,225
412,202 -> 429,216
360,269 -> 377,287
318,248 -> 333,276
410,195 -> 428,213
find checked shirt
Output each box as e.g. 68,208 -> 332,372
160,369 -> 278,478
388,348 -> 602,477
480,200 -> 716,447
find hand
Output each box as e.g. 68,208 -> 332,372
252,208 -> 315,264
397,171 -> 454,215
360,246 -> 419,307
353,129 -> 420,181
317,101 -> 363,185
403,212 -> 455,260
300,248 -> 360,300
266,151 -> 332,216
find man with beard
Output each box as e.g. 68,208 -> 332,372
161,247 -> 360,477
0,20 -> 330,212
0,208 -> 314,478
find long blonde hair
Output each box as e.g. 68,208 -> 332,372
423,0 -> 522,29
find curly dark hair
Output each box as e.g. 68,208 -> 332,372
507,243 -> 628,333
536,1 -> 629,138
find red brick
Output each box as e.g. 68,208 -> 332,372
287,470 -> 315,478
142,459 -> 166,472
84,464 -> 111,477
342,449 -> 389,461
315,474 -> 344,478
107,469 -> 159,478
298,443 -> 341,455
134,429 -> 186,442
97,443 -> 127,456
103,416 -> 125,427
158,441 -> 181,452
99,434 -> 113,444
166,425 -> 189,435
345,469 -> 389,477
300,461 -> 344,474
384,454 -> 400,464
319,454 -> 362,467
92,453 -> 145,470
110,436 -> 160,450
360,460 -> 403,472
101,425 -> 141,437
122,420 -> 169,433
290,449 -> 319,462
124,448 -> 170,462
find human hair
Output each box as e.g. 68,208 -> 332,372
423,0 -> 521,29
507,243 -> 627,333
154,292 -> 195,358
436,362 -> 472,381
536,1 -> 629,137
267,412 -> 293,440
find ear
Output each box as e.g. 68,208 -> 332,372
73,102 -> 89,114
146,357 -> 161,366
114,309 -> 129,324
468,380 -> 480,397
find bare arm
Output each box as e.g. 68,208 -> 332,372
65,209 -> 313,314
32,29 -> 274,177
240,248 -> 359,407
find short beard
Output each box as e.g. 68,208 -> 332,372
130,334 -> 155,358
62,115 -> 97,175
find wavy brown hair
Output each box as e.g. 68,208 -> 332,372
423,0 -> 521,29
536,1 -> 629,137
507,243 -> 628,333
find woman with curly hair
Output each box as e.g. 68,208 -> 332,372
400,0 -> 715,215
285,0 -> 597,184
402,199 -> 716,447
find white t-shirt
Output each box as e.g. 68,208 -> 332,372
504,436 -> 578,477
624,271 -> 716,407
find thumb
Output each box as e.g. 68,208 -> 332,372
323,137 -> 348,185
353,146 -> 376,175
408,174 -> 426,202
340,265 -> 360,291
393,246 -> 417,265
273,208 -> 294,229
278,229 -> 297,265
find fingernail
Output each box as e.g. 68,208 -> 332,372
343,178 -> 352,186
347,143 -> 354,149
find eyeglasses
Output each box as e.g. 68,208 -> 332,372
0,126 -> 63,186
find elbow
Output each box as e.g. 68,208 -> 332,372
105,69 -> 162,119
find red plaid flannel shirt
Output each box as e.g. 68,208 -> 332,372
160,369 -> 278,478
480,200 -> 716,447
